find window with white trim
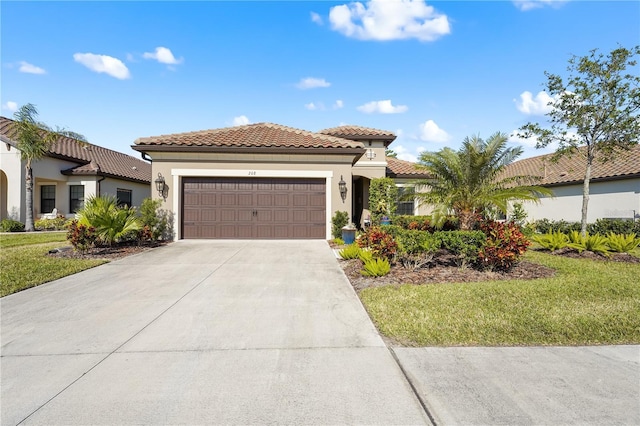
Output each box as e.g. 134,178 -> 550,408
70,185 -> 84,213
41,185 -> 56,214
396,186 -> 415,216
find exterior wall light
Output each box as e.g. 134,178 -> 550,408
338,175 -> 347,202
155,173 -> 166,199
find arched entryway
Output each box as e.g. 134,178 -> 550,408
0,170 -> 8,220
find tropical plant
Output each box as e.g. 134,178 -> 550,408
369,178 -> 398,223
139,197 -> 170,240
478,220 -> 530,271
519,46 -> 640,236
356,226 -> 398,261
533,231 -> 569,252
338,243 -> 362,260
413,132 -> 552,230
0,219 -> 25,232
606,233 -> 640,253
66,220 -> 97,254
435,230 -> 486,267
77,195 -> 142,246
361,258 -> 391,277
567,232 -> 610,256
6,104 -> 86,231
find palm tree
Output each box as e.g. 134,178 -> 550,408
413,132 -> 552,230
77,195 -> 141,246
8,104 -> 85,231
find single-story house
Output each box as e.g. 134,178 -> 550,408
0,116 -> 151,222
132,123 -> 430,240
503,145 -> 640,222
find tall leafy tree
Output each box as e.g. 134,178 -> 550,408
519,46 -> 640,236
8,104 -> 86,231
414,132 -> 551,230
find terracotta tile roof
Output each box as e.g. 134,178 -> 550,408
317,125 -> 397,142
1,116 -> 151,183
386,157 -> 431,178
502,145 -> 640,186
134,122 -> 365,150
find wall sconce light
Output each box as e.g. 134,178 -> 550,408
338,175 -> 347,202
155,173 -> 166,199
365,148 -> 376,160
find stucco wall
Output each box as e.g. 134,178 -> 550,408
521,178 -> 640,222
100,178 -> 150,207
0,142 -> 24,220
147,151 -> 364,240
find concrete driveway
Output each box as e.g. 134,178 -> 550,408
1,240 -> 430,425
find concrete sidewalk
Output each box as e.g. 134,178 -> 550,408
394,345 -> 640,425
1,240 -> 430,425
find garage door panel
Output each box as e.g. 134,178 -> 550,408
182,177 -> 326,239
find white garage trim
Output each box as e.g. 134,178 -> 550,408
171,169 -> 333,240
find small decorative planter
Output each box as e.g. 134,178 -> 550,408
341,224 -> 357,244
380,216 -> 391,226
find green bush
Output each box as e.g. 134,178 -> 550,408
338,243 -> 361,260
358,249 -> 374,263
369,178 -> 398,224
361,258 -> 391,277
434,230 -> 486,267
139,197 -> 170,240
357,226 -> 398,261
34,215 -> 68,231
392,215 -> 457,231
533,231 -> 569,252
331,210 -> 349,239
395,229 -> 439,270
332,238 -> 345,246
478,220 -> 530,271
606,233 -> 640,253
588,218 -> 640,236
534,219 -> 581,234
568,233 -> 610,256
1,219 -> 25,232
77,195 -> 142,246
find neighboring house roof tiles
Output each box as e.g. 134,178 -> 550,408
318,125 -> 397,142
134,122 -> 365,150
386,157 -> 431,178
502,145 -> 640,186
0,116 -> 151,183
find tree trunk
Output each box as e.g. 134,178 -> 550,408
24,164 -> 35,232
580,157 -> 592,237
458,209 -> 474,230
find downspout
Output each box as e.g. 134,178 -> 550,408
140,152 -> 152,162
97,175 -> 106,197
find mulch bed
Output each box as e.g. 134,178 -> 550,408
548,247 -> 640,263
48,241 -> 167,260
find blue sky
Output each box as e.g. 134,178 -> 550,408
2,1 -> 638,161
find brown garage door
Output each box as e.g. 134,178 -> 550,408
182,177 -> 326,239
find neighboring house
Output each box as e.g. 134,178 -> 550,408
133,123 -> 430,240
502,145 -> 640,222
0,116 -> 151,222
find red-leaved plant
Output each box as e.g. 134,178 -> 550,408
478,220 -> 530,271
357,226 -> 398,261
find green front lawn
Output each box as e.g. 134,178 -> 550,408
0,234 -> 106,297
360,250 -> 640,346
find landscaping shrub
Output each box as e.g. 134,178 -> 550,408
332,238 -> 345,246
34,215 -> 68,231
588,218 -> 640,236
369,178 -> 398,224
330,210 -> 349,239
66,220 -> 97,253
533,231 -> 569,252
139,197 -> 171,240
478,220 -> 530,271
338,243 -> 361,260
356,226 -> 398,261
77,195 -> 142,246
360,258 -> 391,277
534,219 -> 581,234
392,215 -> 457,231
606,233 -> 640,253
434,230 -> 486,267
395,229 -> 439,270
1,219 -> 25,232
567,232 -> 610,256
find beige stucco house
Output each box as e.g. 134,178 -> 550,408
0,116 -> 151,222
503,145 -> 640,222
133,123 -> 429,240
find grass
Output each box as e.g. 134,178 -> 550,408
359,250 -> 640,346
0,234 -> 106,297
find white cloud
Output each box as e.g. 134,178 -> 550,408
19,61 -> 46,75
329,0 -> 450,42
2,101 -> 18,112
143,47 -> 183,65
333,99 -> 344,109
296,77 -> 331,90
393,145 -> 419,162
305,102 -> 319,111
419,119 -> 450,143
508,130 -> 538,148
357,99 -> 408,114
515,91 -> 556,115
73,53 -> 131,79
311,12 -> 323,25
513,0 -> 568,11
232,115 -> 250,126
